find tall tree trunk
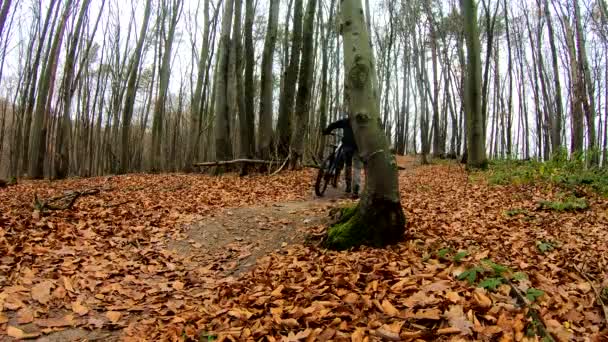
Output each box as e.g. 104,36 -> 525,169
119,0 -> 152,174
325,0 -> 406,250
503,0 -> 513,156
290,0 -> 317,168
424,2 -> 443,157
243,0 -> 255,158
463,0 -> 487,169
29,0 -> 73,179
564,18 -> 585,154
573,0 -> 598,165
317,0 -> 334,161
480,0 -> 499,139
0,0 -> 12,40
276,0 -> 303,158
22,0 -> 59,176
55,0 -> 91,179
257,0 -> 279,159
151,0 -> 182,171
543,0 -> 563,153
186,0 -> 210,171
214,0 -> 235,164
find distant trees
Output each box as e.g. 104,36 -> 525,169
0,0 -> 607,180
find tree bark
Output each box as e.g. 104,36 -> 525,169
325,0 -> 406,250
462,0 -> 487,169
243,0 -> 255,159
257,0 -> 280,159
29,0 -> 73,179
573,0 -> 598,165
55,0 -> 91,179
543,0 -> 563,154
119,0 -> 152,174
186,0 -> 210,171
151,0 -> 182,171
276,0 -> 303,158
214,0 -> 235,164
290,0 -> 317,168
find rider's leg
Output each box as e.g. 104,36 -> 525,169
353,154 -> 362,196
344,150 -> 353,193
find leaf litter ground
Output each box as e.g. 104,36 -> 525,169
0,157 -> 607,341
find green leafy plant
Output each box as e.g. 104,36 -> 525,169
536,241 -> 556,254
539,197 -> 588,211
505,208 -> 528,217
486,156 -> 608,197
478,277 -> 503,290
436,247 -> 453,260
525,288 -> 545,302
453,250 -> 469,263
512,272 -> 529,281
457,266 -> 484,284
482,259 -> 510,275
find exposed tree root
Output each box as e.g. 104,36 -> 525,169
324,198 -> 406,250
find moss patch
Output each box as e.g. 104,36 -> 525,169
325,199 -> 406,250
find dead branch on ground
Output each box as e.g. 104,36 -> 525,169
33,189 -> 101,212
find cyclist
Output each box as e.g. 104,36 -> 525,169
322,116 -> 362,197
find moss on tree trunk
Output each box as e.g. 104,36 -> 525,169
325,200 -> 406,250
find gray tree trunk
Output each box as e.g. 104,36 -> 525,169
290,0 -> 317,168
55,0 -> 91,179
257,0 -> 280,159
462,0 -> 487,169
214,0 -> 235,164
276,0 -> 303,158
29,0 -> 73,179
325,0 -> 406,250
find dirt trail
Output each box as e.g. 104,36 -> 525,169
168,155 -> 419,277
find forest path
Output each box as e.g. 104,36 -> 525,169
167,155 -> 420,277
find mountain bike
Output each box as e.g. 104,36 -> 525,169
315,134 -> 344,197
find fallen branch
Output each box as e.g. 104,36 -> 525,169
34,189 -> 100,212
194,159 -> 277,167
573,265 -> 608,325
271,158 -> 290,176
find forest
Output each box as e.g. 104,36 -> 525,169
0,0 -> 606,178
0,0 -> 608,341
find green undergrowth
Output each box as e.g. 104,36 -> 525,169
485,151 -> 608,196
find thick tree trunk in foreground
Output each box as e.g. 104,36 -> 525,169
462,0 -> 487,169
325,0 -> 406,250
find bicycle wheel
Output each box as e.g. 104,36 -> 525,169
315,158 -> 332,197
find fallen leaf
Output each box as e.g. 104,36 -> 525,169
7,326 -> 40,339
381,299 -> 400,317
351,327 -> 366,342
16,307 -> 34,324
31,281 -> 53,304
172,280 -> 185,291
445,291 -> 461,303
106,311 -> 122,324
444,305 -> 473,335
374,326 -> 400,341
72,301 -> 89,316
271,284 -> 284,297
35,315 -> 74,328
473,290 -> 492,309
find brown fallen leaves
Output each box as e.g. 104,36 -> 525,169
1,162 -> 607,340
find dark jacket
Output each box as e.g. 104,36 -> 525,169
323,118 -> 357,150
